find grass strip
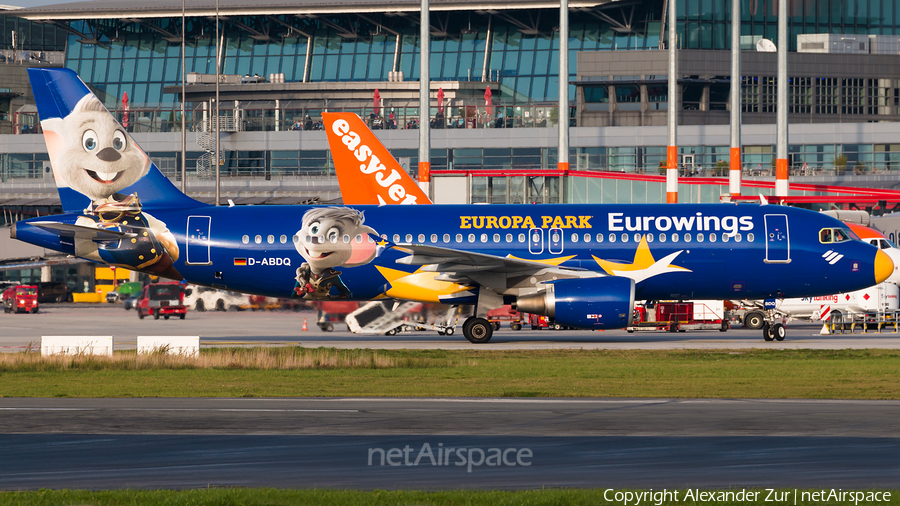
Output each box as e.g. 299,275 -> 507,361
1,348 -> 899,399
1,489 -> 899,506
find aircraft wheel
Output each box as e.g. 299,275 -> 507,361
773,323 -> 786,341
153,309 -> 160,320
463,317 -> 493,344
137,309 -> 144,320
744,311 -> 765,330
552,323 -> 562,331
445,327 -> 454,336
762,323 -> 775,341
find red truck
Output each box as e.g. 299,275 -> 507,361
3,285 -> 39,314
487,305 -> 525,330
136,282 -> 188,320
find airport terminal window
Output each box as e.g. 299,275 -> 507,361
242,235 -> 249,244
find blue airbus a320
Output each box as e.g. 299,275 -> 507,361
11,68 -> 893,343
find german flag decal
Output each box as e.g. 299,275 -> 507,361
234,258 -> 247,266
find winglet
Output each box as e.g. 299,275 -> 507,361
323,112 -> 432,206
28,67 -> 202,213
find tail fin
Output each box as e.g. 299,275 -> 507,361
323,112 -> 432,206
28,68 -> 202,213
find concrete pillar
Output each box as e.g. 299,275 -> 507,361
775,0 -> 789,197
41,266 -> 51,283
418,0 -> 431,198
729,0 -> 742,198
666,0 -> 678,203
558,0 -> 570,175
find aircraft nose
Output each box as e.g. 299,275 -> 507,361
875,249 -> 893,284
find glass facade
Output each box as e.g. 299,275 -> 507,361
62,6 -> 663,108
0,15 -> 67,51
678,0 -> 900,51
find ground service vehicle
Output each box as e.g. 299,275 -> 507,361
630,300 -> 729,332
739,282 -> 900,327
36,281 -> 68,303
136,282 -> 187,320
3,285 -> 39,314
487,305 -> 525,330
11,68 -> 894,343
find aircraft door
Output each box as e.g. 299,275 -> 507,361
186,215 -> 213,265
528,228 -> 544,254
764,214 -> 790,263
548,228 -> 564,254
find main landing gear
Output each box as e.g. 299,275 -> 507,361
462,317 -> 493,344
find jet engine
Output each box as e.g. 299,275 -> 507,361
514,277 -> 635,330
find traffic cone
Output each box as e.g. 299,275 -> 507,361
820,322 -> 830,335
302,317 -> 308,331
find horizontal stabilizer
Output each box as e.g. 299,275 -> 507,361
29,220 -> 136,241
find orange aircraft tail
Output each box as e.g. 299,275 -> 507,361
323,112 -> 432,206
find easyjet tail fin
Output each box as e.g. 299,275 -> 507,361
28,68 -> 202,213
323,112 -> 432,205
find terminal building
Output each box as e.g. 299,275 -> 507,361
1,0 -> 900,289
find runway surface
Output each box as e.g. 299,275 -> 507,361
1,398 -> 899,489
3,304 -> 900,350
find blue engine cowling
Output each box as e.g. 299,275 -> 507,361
515,277 -> 635,329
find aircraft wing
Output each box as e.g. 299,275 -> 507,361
28,221 -> 137,242
382,239 -> 601,294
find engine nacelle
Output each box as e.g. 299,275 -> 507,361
515,277 -> 635,329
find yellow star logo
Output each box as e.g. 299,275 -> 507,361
375,265 -> 473,303
507,255 -> 576,266
593,236 -> 690,284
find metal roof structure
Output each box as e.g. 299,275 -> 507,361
15,0 -> 616,20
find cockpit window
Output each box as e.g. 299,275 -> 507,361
819,227 -> 857,244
